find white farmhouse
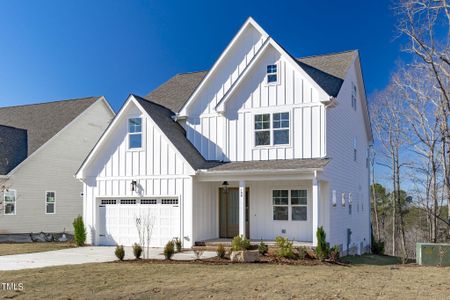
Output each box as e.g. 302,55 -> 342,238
76,18 -> 372,254
0,97 -> 114,236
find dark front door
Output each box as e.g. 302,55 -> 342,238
219,187 -> 249,238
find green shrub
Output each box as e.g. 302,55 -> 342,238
164,240 -> 175,260
315,226 -> 329,261
72,215 -> 86,246
258,240 -> 268,256
132,243 -> 142,259
115,245 -> 125,261
297,246 -> 308,259
371,239 -> 385,255
216,244 -> 226,259
231,235 -> 251,251
329,245 -> 340,262
174,238 -> 182,253
275,236 -> 295,259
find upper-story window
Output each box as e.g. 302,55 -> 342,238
254,112 -> 290,146
46,191 -> 55,214
4,190 -> 16,215
351,82 -> 357,110
128,118 -> 142,149
266,64 -> 278,84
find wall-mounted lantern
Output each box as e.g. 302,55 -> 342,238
131,180 -> 137,192
221,181 -> 229,192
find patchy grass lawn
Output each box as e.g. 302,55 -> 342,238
0,258 -> 449,299
0,243 -> 74,256
342,254 -> 405,265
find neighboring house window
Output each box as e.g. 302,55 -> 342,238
254,112 -> 290,146
255,114 -> 271,146
46,192 -> 55,214
273,190 -> 289,220
128,118 -> 142,149
353,137 -> 357,162
4,190 -> 16,215
273,112 -> 290,145
266,64 -> 278,84
341,192 -> 346,207
348,193 -> 352,215
291,190 -> 307,221
332,190 -> 337,207
351,82 -> 357,110
273,190 -> 307,221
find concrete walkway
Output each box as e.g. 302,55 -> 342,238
0,246 -> 216,271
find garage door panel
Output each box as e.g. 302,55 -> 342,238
98,198 -> 180,247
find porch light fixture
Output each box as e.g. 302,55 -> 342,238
131,180 -> 137,192
221,181 -> 229,192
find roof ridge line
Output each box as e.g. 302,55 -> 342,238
297,49 -> 358,60
0,96 -> 101,109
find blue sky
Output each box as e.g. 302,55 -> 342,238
0,1 -> 403,111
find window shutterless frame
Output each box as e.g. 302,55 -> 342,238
127,116 -> 144,151
45,191 -> 56,214
272,189 -> 308,221
265,62 -> 280,85
253,110 -> 291,148
3,189 -> 16,215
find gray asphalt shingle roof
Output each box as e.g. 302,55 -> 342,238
0,97 -> 99,174
0,125 -> 28,175
144,50 -> 356,113
0,97 -> 99,156
203,158 -> 330,172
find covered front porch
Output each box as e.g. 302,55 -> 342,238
192,159 -> 330,247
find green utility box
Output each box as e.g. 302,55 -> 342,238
416,243 -> 450,266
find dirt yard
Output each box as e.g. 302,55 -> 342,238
0,243 -> 74,256
0,256 -> 448,299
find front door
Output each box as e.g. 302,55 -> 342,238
219,188 -> 249,238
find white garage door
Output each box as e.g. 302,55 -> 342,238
97,198 -> 180,247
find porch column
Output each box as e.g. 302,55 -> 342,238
239,180 -> 246,237
312,172 -> 320,246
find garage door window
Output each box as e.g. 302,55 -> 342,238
101,199 -> 116,205
161,199 -> 178,205
141,199 -> 157,204
120,199 -> 136,204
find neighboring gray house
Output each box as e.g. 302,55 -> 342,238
0,97 -> 114,234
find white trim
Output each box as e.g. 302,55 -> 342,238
45,191 -> 56,215
179,17 -> 269,117
3,189 -> 16,216
6,97 -> 114,177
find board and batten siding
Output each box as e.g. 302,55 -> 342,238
186,45 -> 325,162
82,102 -> 195,246
0,100 -> 113,234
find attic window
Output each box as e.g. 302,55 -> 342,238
266,64 -> 278,84
128,118 -> 142,149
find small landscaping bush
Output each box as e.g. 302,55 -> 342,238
72,215 -> 86,246
174,238 -> 182,253
297,246 -> 308,259
132,243 -> 142,259
164,240 -> 175,260
115,245 -> 125,261
371,233 -> 385,255
275,236 -> 295,259
329,245 -> 340,262
231,235 -> 251,251
258,240 -> 268,256
315,226 -> 329,262
216,244 -> 226,259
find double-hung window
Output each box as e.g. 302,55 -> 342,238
254,112 -> 290,146
273,190 -> 307,221
128,118 -> 142,149
266,64 -> 278,84
254,114 -> 271,146
4,190 -> 16,215
351,82 -> 357,110
46,192 -> 55,214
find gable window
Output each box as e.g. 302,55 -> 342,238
128,118 -> 142,149
255,114 -> 270,146
272,190 -> 289,220
291,190 -> 307,221
254,112 -> 290,147
273,112 -> 290,145
273,189 -> 307,221
4,190 -> 16,215
351,82 -> 357,110
266,64 -> 278,84
46,192 -> 55,214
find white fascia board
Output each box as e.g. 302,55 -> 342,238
353,52 -> 373,142
178,17 -> 269,117
214,38 -> 331,114
75,96 -> 135,179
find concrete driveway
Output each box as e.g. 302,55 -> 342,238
0,246 -> 216,271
